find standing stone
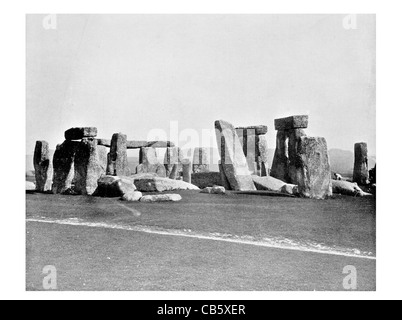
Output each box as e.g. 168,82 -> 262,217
290,137 -> 332,199
164,147 -> 181,179
219,162 -> 232,190
33,141 -> 53,192
74,139 -> 108,195
215,120 -> 256,191
65,127 -> 98,141
136,147 -> 166,177
182,159 -> 192,184
287,129 -> 307,183
353,143 -> 369,185
52,141 -> 80,194
271,130 -> 290,182
258,135 -> 269,176
107,133 -> 130,176
193,148 -> 210,173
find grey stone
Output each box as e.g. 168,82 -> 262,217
121,191 -> 143,202
252,175 -> 299,195
65,127 -> 97,141
164,147 -> 180,179
219,162 -> 232,190
258,135 -> 269,176
26,181 -> 36,191
136,147 -> 166,177
34,140 -> 53,192
353,142 -> 369,185
127,141 -> 175,149
332,180 -> 372,197
193,148 -> 210,173
191,172 -> 223,189
287,129 -> 308,183
215,120 -> 256,191
74,139 -> 108,195
140,194 -> 182,203
270,130 -> 290,182
274,115 -> 309,130
97,139 -> 111,147
235,125 -> 268,136
200,186 -> 226,195
134,177 -> 199,192
52,140 -> 80,194
95,175 -> 136,197
182,159 -> 192,184
108,133 -> 131,176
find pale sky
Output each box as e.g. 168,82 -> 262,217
26,14 -> 376,156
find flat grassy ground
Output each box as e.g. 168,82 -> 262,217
26,192 -> 376,291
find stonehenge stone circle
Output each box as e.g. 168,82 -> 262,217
164,147 -> 181,179
192,147 -> 210,173
274,115 -> 309,131
353,142 -> 369,185
108,133 -> 131,176
65,127 -> 98,141
74,139 -> 108,195
136,147 -> 166,177
215,120 -> 256,191
33,141 -> 53,192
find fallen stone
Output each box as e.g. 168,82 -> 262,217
191,172 -> 223,189
200,186 -> 226,195
26,181 -> 36,191
140,194 -> 182,203
108,133 -> 131,176
65,127 -> 98,141
121,191 -> 143,202
134,177 -> 200,192
215,120 -> 256,191
34,140 -> 53,192
332,180 -> 372,197
353,142 -> 369,185
274,115 -> 309,131
252,175 -> 298,195
95,175 -> 136,197
74,139 -> 108,195
52,140 -> 80,194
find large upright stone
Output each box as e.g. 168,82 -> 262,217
65,127 -> 97,141
290,137 -> 332,199
271,130 -> 290,182
353,143 -> 369,185
33,141 -> 53,192
107,133 -> 130,176
136,147 -> 166,177
215,120 -> 256,191
193,148 -> 210,173
274,115 -> 309,131
164,147 -> 181,179
258,135 -> 269,176
181,159 -> 192,184
74,139 -> 108,195
52,141 -> 80,194
287,129 -> 307,183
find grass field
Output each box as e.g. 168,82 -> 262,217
26,191 -> 376,291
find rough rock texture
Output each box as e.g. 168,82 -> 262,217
140,194 -> 182,203
219,162 -> 232,190
191,172 -> 223,189
252,175 -> 299,195
95,175 -> 136,197
193,148 -> 210,173
235,125 -> 268,136
215,120 -> 256,191
97,139 -> 111,147
34,140 -> 53,192
127,141 -> 175,149
290,137 -> 332,199
136,147 -> 166,177
134,177 -> 200,192
182,159 -> 192,184
108,133 -> 131,176
353,142 -> 369,185
121,191 -> 143,202
74,139 -> 108,195
270,130 -> 290,182
65,127 -> 98,141
274,115 -> 309,131
287,129 -> 308,183
258,135 -> 269,176
332,180 -> 372,197
26,181 -> 36,191
52,141 -> 80,194
164,147 -> 180,179
200,186 -> 226,195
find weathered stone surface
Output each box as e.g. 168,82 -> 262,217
215,120 -> 256,191
191,172 -> 223,189
130,173 -> 160,181
193,148 -> 210,173
332,180 -> 372,197
219,162 -> 232,190
200,186 -> 226,195
34,140 -> 53,192
127,141 -> 175,149
258,135 -> 269,176
252,175 -> 299,195
121,191 -> 143,202
95,175 -> 136,197
134,177 -> 199,192
288,129 -> 308,183
26,181 -> 36,191
274,115 -> 309,131
136,147 -> 166,177
270,130 -> 290,182
97,139 -> 111,147
108,133 -> 131,176
290,137 -> 332,199
52,141 -> 80,194
236,125 -> 268,136
353,143 -> 369,185
74,139 -> 108,195
140,194 -> 182,203
164,147 -> 180,179
65,127 -> 97,141
182,159 -> 192,184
